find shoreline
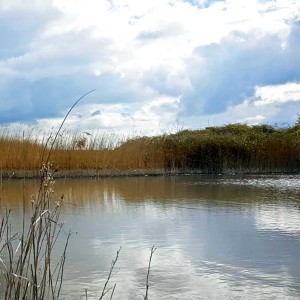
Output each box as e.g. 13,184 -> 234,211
1,168 -> 299,179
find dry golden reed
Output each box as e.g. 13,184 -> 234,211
0,122 -> 299,175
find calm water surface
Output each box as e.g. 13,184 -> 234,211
1,174 -> 300,299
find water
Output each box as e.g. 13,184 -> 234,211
1,174 -> 300,299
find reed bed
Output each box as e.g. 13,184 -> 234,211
0,122 -> 299,175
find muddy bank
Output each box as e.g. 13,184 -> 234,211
0,169 -> 166,179
1,168 -> 298,179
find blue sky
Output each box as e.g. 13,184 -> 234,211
0,0 -> 300,134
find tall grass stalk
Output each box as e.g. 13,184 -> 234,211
0,90 -> 96,299
0,90 -> 160,299
99,247 -> 121,300
144,245 -> 156,300
0,163 -> 72,299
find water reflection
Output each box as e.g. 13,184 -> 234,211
1,175 -> 300,299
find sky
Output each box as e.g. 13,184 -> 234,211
1,0 -> 300,135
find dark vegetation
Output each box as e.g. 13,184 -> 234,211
1,120 -> 299,175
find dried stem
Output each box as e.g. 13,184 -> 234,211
99,247 -> 121,300
44,89 -> 96,164
0,91 -> 95,299
144,245 -> 156,300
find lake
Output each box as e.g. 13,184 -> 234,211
1,174 -> 300,299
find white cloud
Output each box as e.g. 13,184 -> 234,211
180,81 -> 300,128
132,96 -> 180,125
0,0 -> 300,131
35,95 -> 180,135
46,0 -> 299,78
0,0 -> 53,11
255,82 -> 300,105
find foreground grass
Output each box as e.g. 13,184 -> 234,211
0,163 -> 156,299
0,92 -> 157,299
1,122 -> 299,175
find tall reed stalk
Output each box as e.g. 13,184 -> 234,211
0,90 -> 159,299
0,163 -> 71,299
0,90 -> 95,299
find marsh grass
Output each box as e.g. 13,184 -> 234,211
1,122 -> 299,175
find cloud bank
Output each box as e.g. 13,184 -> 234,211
0,0 -> 300,133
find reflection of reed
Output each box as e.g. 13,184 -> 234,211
2,176 -> 296,211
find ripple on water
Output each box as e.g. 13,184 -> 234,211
220,175 -> 300,190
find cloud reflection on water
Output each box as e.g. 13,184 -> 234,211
1,175 -> 300,299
